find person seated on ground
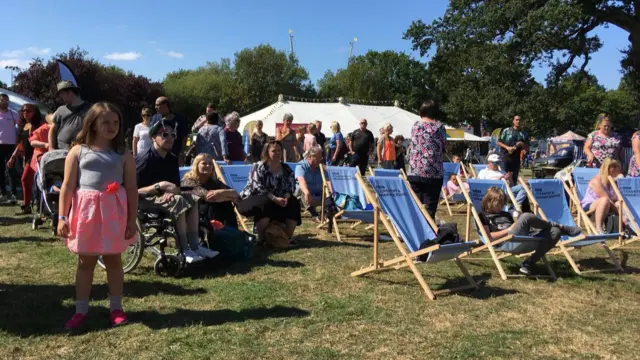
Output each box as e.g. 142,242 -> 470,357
237,140 -> 301,245
580,158 -> 623,234
295,145 -> 324,222
477,154 -> 527,206
446,173 -> 468,195
480,186 -> 581,276
181,153 -> 239,228
136,120 -> 218,263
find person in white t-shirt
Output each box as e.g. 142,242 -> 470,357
477,154 -> 526,204
132,107 -> 153,157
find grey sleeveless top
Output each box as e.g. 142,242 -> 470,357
77,145 -> 124,191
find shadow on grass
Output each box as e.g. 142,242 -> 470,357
0,235 -> 57,244
0,280 -> 207,337
131,305 -> 310,330
0,216 -> 32,226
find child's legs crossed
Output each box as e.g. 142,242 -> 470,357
509,213 -> 551,236
524,226 -> 561,265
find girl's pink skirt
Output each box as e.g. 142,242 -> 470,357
65,188 -> 138,255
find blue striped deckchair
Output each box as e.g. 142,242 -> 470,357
440,162 -> 466,216
459,177 -> 557,280
352,175 -> 478,300
213,163 -> 253,233
318,165 -> 375,241
569,167 -> 599,226
370,168 -> 402,177
521,179 -> 623,274
606,176 -> 640,250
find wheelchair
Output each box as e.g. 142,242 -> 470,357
97,194 -> 216,277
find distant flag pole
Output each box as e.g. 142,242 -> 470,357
288,29 -> 294,55
348,37 -> 358,65
57,60 -> 78,86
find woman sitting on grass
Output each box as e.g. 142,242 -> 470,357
479,186 -> 581,276
580,158 -> 623,234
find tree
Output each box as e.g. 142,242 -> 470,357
317,51 -> 431,110
0,79 -> 7,89
163,44 -> 315,123
12,47 -> 163,131
405,1 -> 640,87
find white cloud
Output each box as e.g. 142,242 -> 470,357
1,50 -> 25,58
104,52 -> 143,61
26,47 -> 50,55
0,59 -> 33,68
157,49 -> 184,59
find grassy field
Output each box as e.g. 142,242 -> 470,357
1,173 -> 640,359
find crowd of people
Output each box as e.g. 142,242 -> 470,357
1,80 -> 635,330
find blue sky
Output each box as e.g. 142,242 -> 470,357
1,0 -> 629,92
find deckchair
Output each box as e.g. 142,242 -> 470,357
368,168 -> 406,177
213,163 -> 253,233
569,167 -> 599,226
607,176 -> 640,250
520,178 -> 623,274
440,162 -> 466,216
351,174 -> 478,300
318,165 -> 374,241
458,177 -> 557,280
470,164 -> 488,178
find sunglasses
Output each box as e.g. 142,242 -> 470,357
161,132 -> 177,139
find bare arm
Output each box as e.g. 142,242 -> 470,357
583,138 -> 594,161
376,139 -> 383,163
589,177 -> 609,199
132,136 -> 139,157
485,224 -> 513,241
30,139 -> 48,149
58,146 -> 80,217
48,122 -> 57,150
297,176 -> 310,195
122,152 -> 138,226
632,136 -> 640,171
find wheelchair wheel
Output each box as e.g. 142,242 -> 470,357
97,220 -> 145,273
154,255 -> 181,277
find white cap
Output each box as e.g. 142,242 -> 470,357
487,154 -> 501,163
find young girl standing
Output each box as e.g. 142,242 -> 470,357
58,102 -> 138,330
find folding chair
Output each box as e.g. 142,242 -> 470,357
213,163 -> 253,233
607,176 -> 640,250
317,165 -> 374,241
440,162 -> 466,216
458,177 -> 557,280
520,178 -> 623,274
470,164 -> 488,178
568,167 -> 598,226
351,174 -> 478,300
370,168 -> 405,177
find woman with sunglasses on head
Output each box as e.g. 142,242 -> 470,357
132,107 -> 153,158
584,114 -> 622,168
12,104 -> 44,214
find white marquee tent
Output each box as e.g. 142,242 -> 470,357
240,96 -> 486,142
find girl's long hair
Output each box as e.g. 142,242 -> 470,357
75,102 -> 125,154
599,158 -> 621,185
19,103 -> 44,129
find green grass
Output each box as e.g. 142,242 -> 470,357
1,173 -> 640,359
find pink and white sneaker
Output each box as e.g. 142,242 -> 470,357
110,310 -> 128,327
64,313 -> 88,330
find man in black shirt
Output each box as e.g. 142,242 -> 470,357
314,120 -> 327,160
136,121 -> 218,263
150,96 -> 189,164
348,118 -> 375,175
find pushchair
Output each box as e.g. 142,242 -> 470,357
32,150 -> 67,235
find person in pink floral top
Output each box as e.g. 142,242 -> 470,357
629,131 -> 640,177
584,114 -> 622,168
407,100 -> 447,217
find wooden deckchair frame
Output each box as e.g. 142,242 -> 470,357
457,175 -> 557,281
351,172 -> 478,300
316,164 -> 372,241
518,177 -> 623,275
607,176 -> 640,250
213,162 -> 251,233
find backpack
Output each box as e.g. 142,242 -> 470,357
208,227 -> 257,261
333,193 -> 363,211
416,223 -> 461,262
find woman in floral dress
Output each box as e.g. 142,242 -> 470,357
407,100 -> 446,218
584,114 -> 622,168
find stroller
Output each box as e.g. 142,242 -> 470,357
32,150 -> 67,234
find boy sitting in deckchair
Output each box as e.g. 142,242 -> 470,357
479,187 -> 582,275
